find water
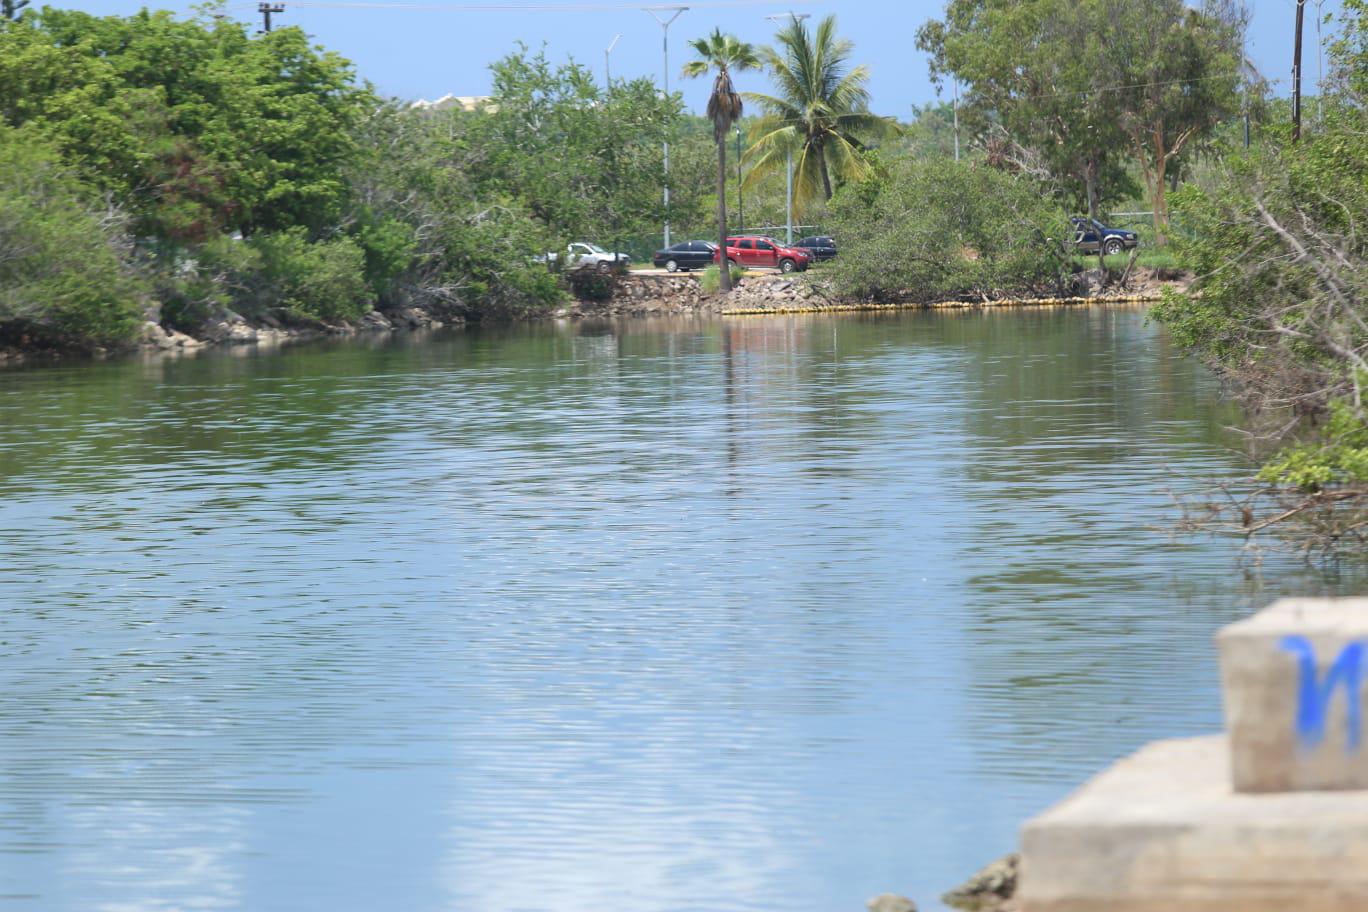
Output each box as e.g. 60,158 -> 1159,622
0,307 -> 1358,912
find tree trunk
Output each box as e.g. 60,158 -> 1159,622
1149,127 -> 1168,247
816,142 -> 833,201
717,135 -> 732,293
1084,153 -> 1100,220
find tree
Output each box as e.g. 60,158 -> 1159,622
1102,0 -> 1243,243
1,0 -> 28,21
682,28 -> 758,293
0,125 -> 145,345
741,15 -> 898,217
917,0 -> 1133,219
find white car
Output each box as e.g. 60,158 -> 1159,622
542,242 -> 631,274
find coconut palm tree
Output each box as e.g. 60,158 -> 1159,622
743,15 -> 899,217
682,28 -> 759,293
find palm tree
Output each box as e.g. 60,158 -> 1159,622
743,15 -> 899,217
682,29 -> 759,293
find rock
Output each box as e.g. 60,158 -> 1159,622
164,327 -> 204,349
943,853 -> 1018,911
866,894 -> 917,912
357,310 -> 394,331
139,321 -> 175,350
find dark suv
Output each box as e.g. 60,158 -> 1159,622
1071,218 -> 1139,256
794,236 -> 837,262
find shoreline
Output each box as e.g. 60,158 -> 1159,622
0,268 -> 1188,367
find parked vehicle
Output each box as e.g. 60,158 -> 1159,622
794,235 -> 837,262
1071,218 -> 1139,256
542,242 -> 631,273
653,240 -> 718,272
713,236 -> 811,273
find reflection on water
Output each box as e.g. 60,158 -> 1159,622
0,309 -> 1359,911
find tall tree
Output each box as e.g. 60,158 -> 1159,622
741,15 -> 898,216
917,0 -> 1131,218
1,0 -> 28,21
1103,0 -> 1243,242
918,0 -> 1242,235
682,29 -> 758,294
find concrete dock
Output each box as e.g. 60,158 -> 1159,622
1020,597 -> 1368,911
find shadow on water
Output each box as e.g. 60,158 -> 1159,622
1,308 -> 1363,911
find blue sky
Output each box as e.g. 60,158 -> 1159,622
64,0 -> 1340,116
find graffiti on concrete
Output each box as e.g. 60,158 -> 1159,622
1280,636 -> 1366,750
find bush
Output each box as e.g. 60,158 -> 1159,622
700,263 -> 745,294
248,227 -> 374,322
823,158 -> 1070,302
0,126 -> 145,347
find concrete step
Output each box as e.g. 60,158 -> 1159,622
1021,735 -> 1368,911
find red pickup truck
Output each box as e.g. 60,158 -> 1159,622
714,236 -> 811,273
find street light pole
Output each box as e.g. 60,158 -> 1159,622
645,5 -> 687,249
766,12 -> 809,245
605,33 -> 621,92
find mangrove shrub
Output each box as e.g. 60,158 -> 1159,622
822,158 -> 1069,302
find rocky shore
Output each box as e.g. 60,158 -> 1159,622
0,268 -> 1186,365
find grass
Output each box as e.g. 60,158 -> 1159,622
1072,249 -> 1180,271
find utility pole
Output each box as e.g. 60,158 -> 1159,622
605,34 -> 621,93
1315,0 -> 1324,127
258,1 -> 284,33
645,5 -> 687,250
1292,0 -> 1305,142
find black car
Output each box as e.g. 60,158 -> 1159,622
794,235 -> 837,262
653,240 -> 718,272
1070,218 -> 1139,256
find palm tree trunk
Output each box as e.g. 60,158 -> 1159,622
815,142 -> 833,201
717,135 -> 732,293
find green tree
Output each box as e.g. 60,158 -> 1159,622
1103,0 -> 1243,243
1,0 -> 28,21
917,0 -> 1134,219
917,0 -> 1240,232
742,15 -> 899,216
682,29 -> 759,293
0,125 -> 145,346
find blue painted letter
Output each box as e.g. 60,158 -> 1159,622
1280,636 -> 1366,750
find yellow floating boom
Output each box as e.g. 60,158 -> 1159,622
721,294 -> 1163,316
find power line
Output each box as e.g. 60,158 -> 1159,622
282,0 -> 811,10
967,70 -> 1261,105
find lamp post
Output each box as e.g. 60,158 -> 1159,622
605,33 -> 621,92
766,12 -> 809,244
645,5 -> 687,249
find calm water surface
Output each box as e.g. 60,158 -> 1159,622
1,307 -> 1360,911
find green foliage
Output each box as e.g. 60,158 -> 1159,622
823,158 -> 1069,301
1151,0 -> 1368,499
248,228 -> 373,322
1259,401 -> 1368,491
743,15 -> 900,216
699,263 -> 745,294
0,126 -> 144,346
918,0 -> 1243,228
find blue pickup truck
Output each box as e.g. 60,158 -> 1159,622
1071,217 -> 1139,256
